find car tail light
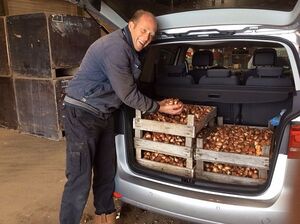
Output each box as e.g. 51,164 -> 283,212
288,123 -> 300,159
113,191 -> 123,199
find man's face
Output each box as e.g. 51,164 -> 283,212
128,14 -> 157,52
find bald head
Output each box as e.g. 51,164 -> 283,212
129,10 -> 156,23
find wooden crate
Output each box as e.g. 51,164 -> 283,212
133,107 -> 216,138
6,13 -> 101,78
0,16 -> 9,77
195,124 -> 271,185
14,77 -> 72,140
133,107 -> 216,177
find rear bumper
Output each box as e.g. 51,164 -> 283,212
115,134 -> 290,224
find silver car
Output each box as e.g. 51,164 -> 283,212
72,1 -> 300,223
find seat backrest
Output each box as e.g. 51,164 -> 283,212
189,50 -> 213,83
198,69 -> 239,85
245,48 -> 293,87
197,69 -> 240,124
242,48 -> 293,126
246,67 -> 293,87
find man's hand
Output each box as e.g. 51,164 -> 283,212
158,99 -> 183,115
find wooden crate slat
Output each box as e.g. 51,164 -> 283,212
135,138 -> 193,158
195,149 -> 269,169
133,117 -> 196,137
195,107 -> 217,134
137,158 -> 194,178
199,171 -> 266,185
136,147 -> 193,169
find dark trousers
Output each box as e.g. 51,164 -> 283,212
59,105 -> 116,224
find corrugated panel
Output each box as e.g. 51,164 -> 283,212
7,0 -> 78,15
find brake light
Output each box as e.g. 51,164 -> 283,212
113,191 -> 123,199
288,124 -> 300,159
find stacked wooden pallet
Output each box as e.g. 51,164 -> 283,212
2,12 -> 101,139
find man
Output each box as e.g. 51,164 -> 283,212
59,10 -> 183,224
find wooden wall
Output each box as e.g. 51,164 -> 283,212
4,0 -> 79,16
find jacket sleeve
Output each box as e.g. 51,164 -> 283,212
102,42 -> 159,113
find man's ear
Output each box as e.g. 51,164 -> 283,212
128,21 -> 134,31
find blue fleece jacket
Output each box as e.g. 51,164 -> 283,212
65,26 -> 159,118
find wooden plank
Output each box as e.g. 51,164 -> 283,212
134,110 -> 143,138
136,147 -> 193,169
6,0 -> 78,16
136,158 -> 194,178
195,149 -> 269,169
0,77 -> 18,129
134,138 -> 193,158
133,117 -> 196,137
0,17 -> 9,76
200,171 -> 266,185
195,106 -> 217,134
258,143 -> 270,179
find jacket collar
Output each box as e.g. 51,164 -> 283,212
122,25 -> 135,51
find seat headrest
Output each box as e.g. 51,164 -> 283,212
192,50 -> 213,67
207,69 -> 230,77
253,48 -> 277,66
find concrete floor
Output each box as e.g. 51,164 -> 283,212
0,128 -> 66,224
0,128 -> 191,224
2,127 -> 299,224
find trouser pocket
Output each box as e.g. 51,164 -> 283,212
66,142 -> 87,178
